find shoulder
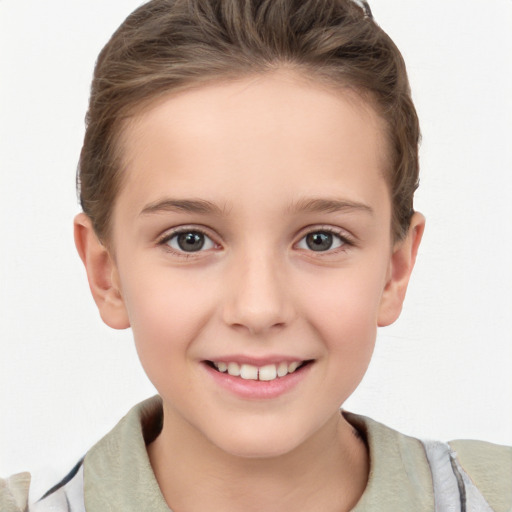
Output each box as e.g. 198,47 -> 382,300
345,411 -> 512,512
0,397 -> 161,512
0,472 -> 31,512
449,439 -> 512,512
1,460 -> 85,512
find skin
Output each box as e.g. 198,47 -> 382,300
75,71 -> 424,512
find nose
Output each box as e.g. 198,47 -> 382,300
222,250 -> 295,336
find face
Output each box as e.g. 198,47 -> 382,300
88,72 -> 419,458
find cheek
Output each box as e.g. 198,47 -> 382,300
119,270 -> 216,372
314,289 -> 378,355
310,284 -> 379,400
302,260 -> 388,354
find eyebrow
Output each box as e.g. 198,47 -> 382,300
289,197 -> 374,216
139,197 -> 373,217
140,198 -> 226,216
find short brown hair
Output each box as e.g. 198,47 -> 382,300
78,0 -> 419,242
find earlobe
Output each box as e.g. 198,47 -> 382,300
377,213 -> 425,327
74,213 -> 130,330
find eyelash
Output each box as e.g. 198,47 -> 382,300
295,226 -> 355,255
156,225 -> 355,258
156,227 -> 219,259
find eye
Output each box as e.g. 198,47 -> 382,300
166,230 -> 216,253
297,231 -> 346,252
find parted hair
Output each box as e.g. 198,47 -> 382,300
78,0 -> 419,242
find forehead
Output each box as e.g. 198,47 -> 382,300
116,71 -> 391,220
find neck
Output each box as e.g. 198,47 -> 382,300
147,406 -> 369,512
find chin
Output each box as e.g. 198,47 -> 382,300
218,440 -> 299,460
206,423 -> 311,460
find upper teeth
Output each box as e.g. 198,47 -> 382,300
213,361 -> 302,381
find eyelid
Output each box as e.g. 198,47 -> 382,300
156,225 -> 221,255
294,225 -> 356,252
154,224 -> 355,257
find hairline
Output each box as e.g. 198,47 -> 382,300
98,66 -> 397,245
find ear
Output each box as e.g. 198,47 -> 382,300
377,212 -> 425,327
74,213 -> 130,330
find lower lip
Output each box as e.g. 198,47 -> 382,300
203,362 -> 312,400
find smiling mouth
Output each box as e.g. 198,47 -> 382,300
205,360 -> 313,382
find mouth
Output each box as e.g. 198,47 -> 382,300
205,360 -> 313,382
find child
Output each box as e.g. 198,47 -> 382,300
1,0 -> 510,511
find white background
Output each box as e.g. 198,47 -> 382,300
1,0 -> 511,479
